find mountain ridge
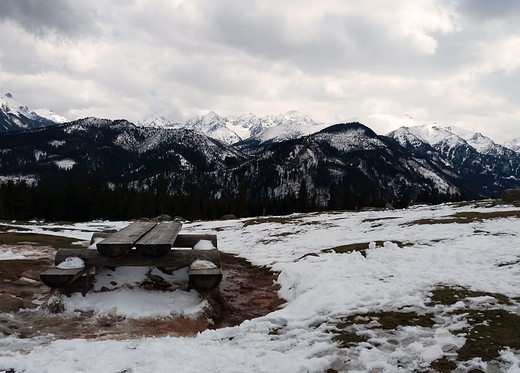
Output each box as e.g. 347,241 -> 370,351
1,92 -> 519,212
2,90 -> 519,151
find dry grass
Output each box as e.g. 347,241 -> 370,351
332,285 -> 520,369
402,210 -> 520,226
243,217 -> 298,227
322,241 -> 410,258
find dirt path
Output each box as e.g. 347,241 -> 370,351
0,246 -> 284,340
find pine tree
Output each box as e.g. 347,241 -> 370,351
297,179 -> 309,212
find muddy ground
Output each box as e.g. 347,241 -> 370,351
0,238 -> 285,340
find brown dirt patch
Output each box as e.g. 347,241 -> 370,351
212,253 -> 285,329
0,245 -> 284,340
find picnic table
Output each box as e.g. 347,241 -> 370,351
40,220 -> 223,293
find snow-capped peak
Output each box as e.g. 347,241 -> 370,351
184,112 -> 241,144
136,114 -> 180,129
248,111 -> 327,143
1,90 -> 68,125
1,91 -> 39,121
388,122 -> 510,157
33,108 -> 69,123
180,110 -> 326,145
436,125 -> 505,155
504,137 -> 520,153
343,114 -> 420,137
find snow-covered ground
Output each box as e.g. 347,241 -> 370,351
1,201 -> 520,372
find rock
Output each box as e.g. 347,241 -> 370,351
0,295 -> 25,313
21,269 -> 41,281
221,214 -> 237,220
501,189 -> 520,203
385,203 -> 395,210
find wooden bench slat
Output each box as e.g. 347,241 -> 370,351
40,266 -> 92,288
96,222 -> 157,258
135,221 -> 182,259
55,248 -> 221,270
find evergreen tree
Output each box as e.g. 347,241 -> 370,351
187,184 -> 202,220
297,180 -> 309,212
342,188 -> 357,210
328,184 -> 339,210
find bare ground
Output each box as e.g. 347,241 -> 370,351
0,242 -> 284,340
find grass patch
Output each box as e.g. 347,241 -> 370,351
201,292 -> 223,321
456,309 -> 520,361
42,295 -> 65,314
337,311 -> 436,330
323,241 -> 411,257
0,232 -> 78,249
403,210 -> 520,226
428,285 -> 520,363
427,285 -> 512,307
430,357 -> 458,372
323,242 -> 370,257
454,210 -> 520,221
332,287 -> 520,366
332,311 -> 436,351
332,330 -> 369,348
243,217 -> 300,227
362,217 -> 399,223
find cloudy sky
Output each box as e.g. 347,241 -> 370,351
0,0 -> 519,142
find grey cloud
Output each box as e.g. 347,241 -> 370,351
453,0 -> 520,21
0,0 -> 99,37
204,5 -> 438,77
478,70 -> 520,105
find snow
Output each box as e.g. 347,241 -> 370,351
63,288 -> 206,318
33,108 -> 69,123
136,114 -> 181,129
1,202 -> 520,372
56,257 -> 85,269
348,114 -> 417,135
193,239 -> 216,250
1,91 -> 67,124
504,137 -> 520,153
54,159 -> 76,170
160,110 -> 327,144
0,249 -> 25,260
0,174 -> 38,187
190,260 -> 218,269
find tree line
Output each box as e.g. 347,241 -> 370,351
0,179 -> 465,223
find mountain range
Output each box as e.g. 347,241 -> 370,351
1,90 -> 519,210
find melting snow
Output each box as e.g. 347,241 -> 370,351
1,202 -> 520,372
56,257 -> 85,269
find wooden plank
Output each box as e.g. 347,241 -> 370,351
55,248 -> 221,269
172,234 -> 217,248
135,221 -> 182,259
96,222 -> 157,258
40,266 -> 92,288
90,233 -> 218,249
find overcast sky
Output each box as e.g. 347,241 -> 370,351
1,0 -> 519,142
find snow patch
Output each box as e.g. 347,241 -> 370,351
193,239 -> 216,250
56,257 -> 85,269
54,159 -> 76,170
190,260 -> 218,269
